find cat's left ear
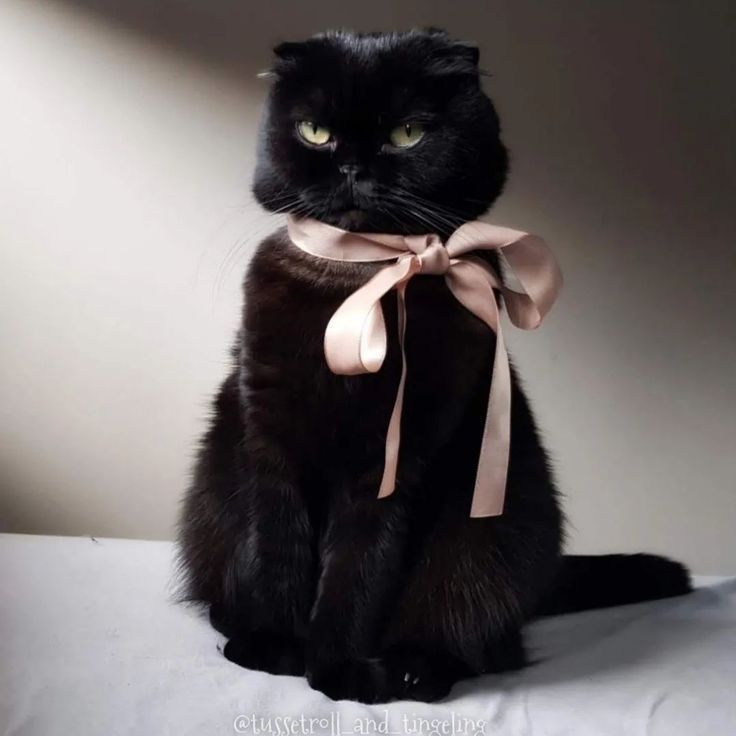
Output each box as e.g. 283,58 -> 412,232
453,42 -> 480,68
427,40 -> 481,80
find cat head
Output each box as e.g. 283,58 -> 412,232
252,29 -> 508,236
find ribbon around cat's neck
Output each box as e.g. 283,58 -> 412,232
286,215 -> 562,518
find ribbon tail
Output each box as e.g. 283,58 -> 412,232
471,319 -> 510,517
445,260 -> 510,518
377,281 -> 409,500
321,255 -> 420,500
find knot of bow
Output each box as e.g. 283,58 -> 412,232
286,215 -> 562,518
402,234 -> 450,274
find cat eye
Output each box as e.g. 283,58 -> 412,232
388,123 -> 425,149
297,121 -> 332,146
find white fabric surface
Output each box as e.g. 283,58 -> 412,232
1,533 -> 734,736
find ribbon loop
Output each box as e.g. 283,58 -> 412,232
323,256 -> 419,375
286,215 -> 562,518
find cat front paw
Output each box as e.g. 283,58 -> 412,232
223,630 -> 305,676
382,645 -> 469,702
306,651 -> 458,703
307,658 -> 403,703
387,653 -> 454,702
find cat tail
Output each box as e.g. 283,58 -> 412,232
534,553 -> 693,617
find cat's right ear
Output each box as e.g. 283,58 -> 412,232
260,41 -> 309,79
273,41 -> 309,62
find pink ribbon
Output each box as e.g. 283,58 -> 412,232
286,216 -> 562,518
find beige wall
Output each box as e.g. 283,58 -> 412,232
1,0 -> 734,572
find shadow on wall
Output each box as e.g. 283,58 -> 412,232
51,0 -> 460,79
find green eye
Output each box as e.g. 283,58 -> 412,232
389,123 -> 425,148
297,121 -> 332,146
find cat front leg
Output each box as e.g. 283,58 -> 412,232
180,372 -> 315,675
305,487 -> 412,703
218,449 -> 315,676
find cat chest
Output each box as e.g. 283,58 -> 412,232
252,279 -> 494,458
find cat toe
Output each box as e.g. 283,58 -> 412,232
385,647 -> 464,702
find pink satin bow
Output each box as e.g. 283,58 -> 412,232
286,215 -> 562,518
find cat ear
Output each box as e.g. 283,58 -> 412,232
263,41 -> 309,78
273,41 -> 308,62
427,41 -> 481,78
455,42 -> 480,68
424,27 -> 451,39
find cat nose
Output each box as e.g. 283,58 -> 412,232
338,163 -> 361,176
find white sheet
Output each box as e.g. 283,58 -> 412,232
1,533 -> 734,736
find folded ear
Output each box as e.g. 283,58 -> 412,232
423,27 -> 451,38
427,41 -> 481,77
264,40 -> 311,78
455,42 -> 480,68
273,41 -> 309,61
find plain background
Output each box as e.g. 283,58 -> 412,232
1,0 -> 734,572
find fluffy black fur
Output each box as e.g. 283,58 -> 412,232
178,29 -> 691,703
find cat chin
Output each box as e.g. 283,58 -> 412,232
321,209 -> 374,232
317,209 -> 433,236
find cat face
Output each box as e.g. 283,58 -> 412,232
253,30 -> 508,235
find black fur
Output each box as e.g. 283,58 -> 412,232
178,29 -> 691,704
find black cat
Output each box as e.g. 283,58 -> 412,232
178,29 -> 691,704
